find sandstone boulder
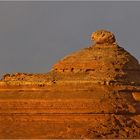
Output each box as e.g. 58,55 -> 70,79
91,29 -> 116,44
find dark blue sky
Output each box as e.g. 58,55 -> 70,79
0,1 -> 140,76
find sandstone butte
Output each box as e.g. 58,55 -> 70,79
0,30 -> 140,139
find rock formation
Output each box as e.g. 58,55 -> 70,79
0,30 -> 140,139
1,30 -> 140,86
91,29 -> 116,44
52,30 -> 140,85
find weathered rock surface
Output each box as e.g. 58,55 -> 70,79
91,29 -> 116,44
0,30 -> 140,139
53,30 -> 140,85
1,30 -> 140,86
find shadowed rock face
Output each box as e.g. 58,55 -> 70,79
0,30 -> 140,139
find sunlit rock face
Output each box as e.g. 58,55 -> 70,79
91,29 -> 116,44
0,30 -> 140,139
53,30 -> 140,85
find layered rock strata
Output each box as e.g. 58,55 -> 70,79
0,30 -> 140,139
53,30 -> 140,85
